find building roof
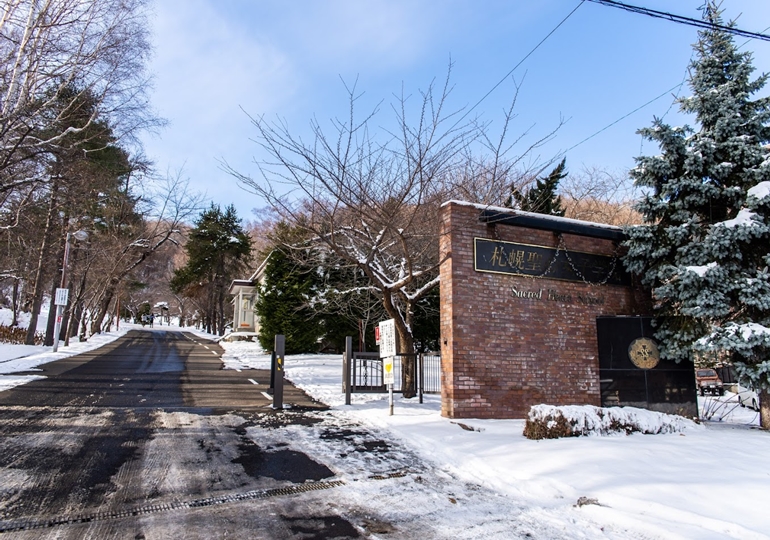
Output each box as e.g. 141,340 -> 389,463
442,200 -> 627,242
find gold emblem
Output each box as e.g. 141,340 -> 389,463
628,338 -> 660,369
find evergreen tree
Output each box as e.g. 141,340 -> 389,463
623,3 -> 770,425
506,158 -> 567,216
411,287 -> 440,353
171,204 -> 252,335
254,248 -> 324,354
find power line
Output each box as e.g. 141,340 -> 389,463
457,1 -> 585,125
585,0 -> 770,42
564,81 -> 685,154
569,9 -> 770,155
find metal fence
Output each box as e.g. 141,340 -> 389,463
344,347 -> 441,403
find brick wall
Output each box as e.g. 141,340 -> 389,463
439,202 -> 641,419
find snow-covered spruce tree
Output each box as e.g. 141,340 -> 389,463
696,185 -> 770,427
623,3 -> 770,425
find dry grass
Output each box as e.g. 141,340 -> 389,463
0,324 -> 43,345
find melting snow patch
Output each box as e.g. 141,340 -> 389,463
686,262 -> 717,277
718,208 -> 756,228
748,181 -> 770,201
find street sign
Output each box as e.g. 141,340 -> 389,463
383,357 -> 394,385
378,319 -> 396,358
54,288 -> 69,306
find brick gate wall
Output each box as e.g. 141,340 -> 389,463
439,201 -> 639,419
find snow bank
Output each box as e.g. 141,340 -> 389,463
524,404 -> 701,439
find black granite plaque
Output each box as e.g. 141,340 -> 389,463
474,238 -> 628,285
597,316 -> 697,416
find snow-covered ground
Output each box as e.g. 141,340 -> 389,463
1,318 -> 767,539
0,307 -> 129,391
219,340 -> 768,540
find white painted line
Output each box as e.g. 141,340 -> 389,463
248,378 -> 259,385
211,351 -> 218,355
261,391 -> 272,400
235,368 -> 242,373
203,345 -> 210,350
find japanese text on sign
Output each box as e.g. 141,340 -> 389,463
378,319 -> 397,358
54,288 -> 69,306
474,238 -> 628,285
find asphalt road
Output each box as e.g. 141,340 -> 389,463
0,329 -> 320,411
0,329 -> 355,539
0,329 -> 579,540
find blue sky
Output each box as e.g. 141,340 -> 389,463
141,0 -> 770,221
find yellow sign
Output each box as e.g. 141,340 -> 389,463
383,357 -> 394,385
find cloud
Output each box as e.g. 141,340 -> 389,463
142,0 -> 304,217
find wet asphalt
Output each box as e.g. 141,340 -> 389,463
0,329 -> 323,411
0,329 -> 355,539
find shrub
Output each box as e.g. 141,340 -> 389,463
523,404 -> 700,440
0,324 -> 43,345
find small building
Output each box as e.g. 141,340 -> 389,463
228,255 -> 270,334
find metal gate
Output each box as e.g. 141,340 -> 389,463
344,348 -> 441,402
351,352 -> 387,393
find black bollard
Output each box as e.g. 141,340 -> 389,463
268,350 -> 276,395
273,335 -> 284,410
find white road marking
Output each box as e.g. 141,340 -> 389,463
211,351 -> 218,356
235,368 -> 242,373
261,392 -> 272,400
203,346 -> 210,350
248,379 -> 259,385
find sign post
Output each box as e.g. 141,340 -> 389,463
52,230 -> 87,352
378,319 -> 397,416
52,288 -> 69,352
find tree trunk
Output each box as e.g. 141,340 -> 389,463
64,301 -> 77,344
11,278 -> 20,327
25,180 -> 60,345
398,330 -> 417,399
44,279 -> 59,346
78,309 -> 89,342
381,292 -> 416,398
67,269 -> 87,344
217,284 -> 226,336
91,278 -> 118,335
760,388 -> 770,430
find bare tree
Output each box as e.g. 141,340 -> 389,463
226,71 -> 556,397
87,172 -> 202,334
560,166 -> 642,226
0,0 -> 165,344
0,0 -> 160,196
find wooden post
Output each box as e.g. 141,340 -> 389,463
273,335 -> 284,409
